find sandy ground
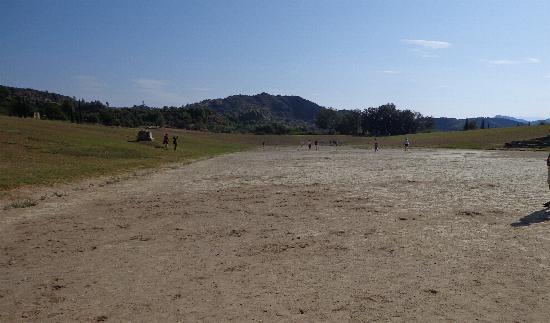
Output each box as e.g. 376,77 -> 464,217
1,147 -> 550,322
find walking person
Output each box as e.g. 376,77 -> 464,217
404,137 -> 410,151
545,152 -> 550,207
172,136 -> 178,151
314,140 -> 318,151
163,133 -> 169,149
308,140 -> 312,150
374,138 -> 379,152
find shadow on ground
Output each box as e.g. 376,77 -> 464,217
512,208 -> 550,227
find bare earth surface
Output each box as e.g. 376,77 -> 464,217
1,147 -> 550,322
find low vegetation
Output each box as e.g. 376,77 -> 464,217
4,199 -> 37,210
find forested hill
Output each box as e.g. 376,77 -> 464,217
2,84 -> 543,135
0,85 -> 75,115
188,92 -> 323,124
0,85 -> 74,103
0,85 -> 325,133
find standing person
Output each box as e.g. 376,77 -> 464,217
172,136 -> 178,151
545,152 -> 550,207
308,140 -> 312,150
163,133 -> 169,149
262,141 -> 265,149
404,137 -> 410,151
314,140 -> 318,151
374,138 -> 379,152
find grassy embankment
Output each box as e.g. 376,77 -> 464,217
1,115 -> 548,191
254,125 -> 550,149
350,125 -> 550,149
0,116 -> 254,191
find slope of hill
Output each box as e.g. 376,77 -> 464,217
495,115 -> 550,125
0,85 -> 74,109
0,115 -> 253,191
2,83 -> 546,134
494,115 -> 529,124
185,92 -> 324,124
434,117 -> 524,131
0,85 -> 323,132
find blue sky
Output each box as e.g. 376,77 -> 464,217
1,0 -> 549,118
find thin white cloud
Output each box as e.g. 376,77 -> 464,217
544,74 -> 550,79
483,57 -> 541,65
134,78 -> 187,106
381,70 -> 401,74
402,39 -> 451,49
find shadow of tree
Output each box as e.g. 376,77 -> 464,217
511,209 -> 550,227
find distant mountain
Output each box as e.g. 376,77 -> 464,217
184,92 -> 324,125
3,83 -> 546,134
434,117 -> 525,131
494,115 -> 529,124
0,85 -> 325,132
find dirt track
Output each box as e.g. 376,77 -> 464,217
1,147 -> 550,322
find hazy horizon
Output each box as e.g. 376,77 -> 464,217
1,0 -> 550,119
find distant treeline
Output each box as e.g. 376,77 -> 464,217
0,85 -> 433,136
315,104 -> 434,136
0,97 -> 309,134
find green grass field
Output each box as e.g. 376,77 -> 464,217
0,116 -> 253,191
350,125 -> 550,149
1,115 -> 549,191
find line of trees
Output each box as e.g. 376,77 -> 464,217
1,88 -> 433,136
1,97 -> 303,134
315,103 -> 434,136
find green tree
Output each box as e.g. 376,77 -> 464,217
44,103 -> 67,120
336,110 -> 362,135
463,118 -> 478,131
315,108 -> 340,133
61,100 -> 75,122
10,97 -> 32,117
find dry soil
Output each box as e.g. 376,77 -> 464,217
1,147 -> 550,322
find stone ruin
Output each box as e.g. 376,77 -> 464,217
137,130 -> 154,142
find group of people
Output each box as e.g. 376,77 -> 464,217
296,137 -> 409,152
162,133 -> 179,151
306,140 -> 319,150
290,137 -> 410,152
